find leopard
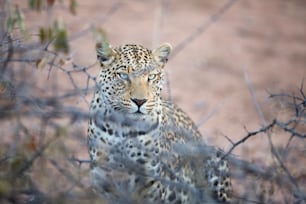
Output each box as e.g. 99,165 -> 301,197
87,41 -> 232,204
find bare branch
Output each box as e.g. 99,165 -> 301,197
223,120 -> 276,159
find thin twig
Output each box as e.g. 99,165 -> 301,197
223,120 -> 276,159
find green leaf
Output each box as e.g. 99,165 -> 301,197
39,27 -> 46,43
53,20 -> 69,53
54,29 -> 69,53
28,0 -> 37,9
5,5 -> 27,34
69,0 -> 78,15
15,6 -> 26,33
28,0 -> 43,11
92,26 -> 108,45
0,179 -> 11,197
5,16 -> 15,33
47,27 -> 53,40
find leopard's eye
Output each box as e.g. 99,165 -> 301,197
148,73 -> 157,81
117,72 -> 129,80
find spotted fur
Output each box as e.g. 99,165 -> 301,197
87,42 -> 232,203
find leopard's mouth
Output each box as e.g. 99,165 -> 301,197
134,109 -> 145,115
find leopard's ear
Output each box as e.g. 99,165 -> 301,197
96,41 -> 116,65
153,43 -> 172,66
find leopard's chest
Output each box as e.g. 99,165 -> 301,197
88,107 -> 162,169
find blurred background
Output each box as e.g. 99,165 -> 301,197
0,0 -> 305,203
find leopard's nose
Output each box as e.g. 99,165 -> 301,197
131,98 -> 147,107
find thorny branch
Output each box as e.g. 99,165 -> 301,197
223,120 -> 276,159
222,82 -> 306,203
224,119 -> 306,159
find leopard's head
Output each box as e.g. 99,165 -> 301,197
95,42 -> 171,115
